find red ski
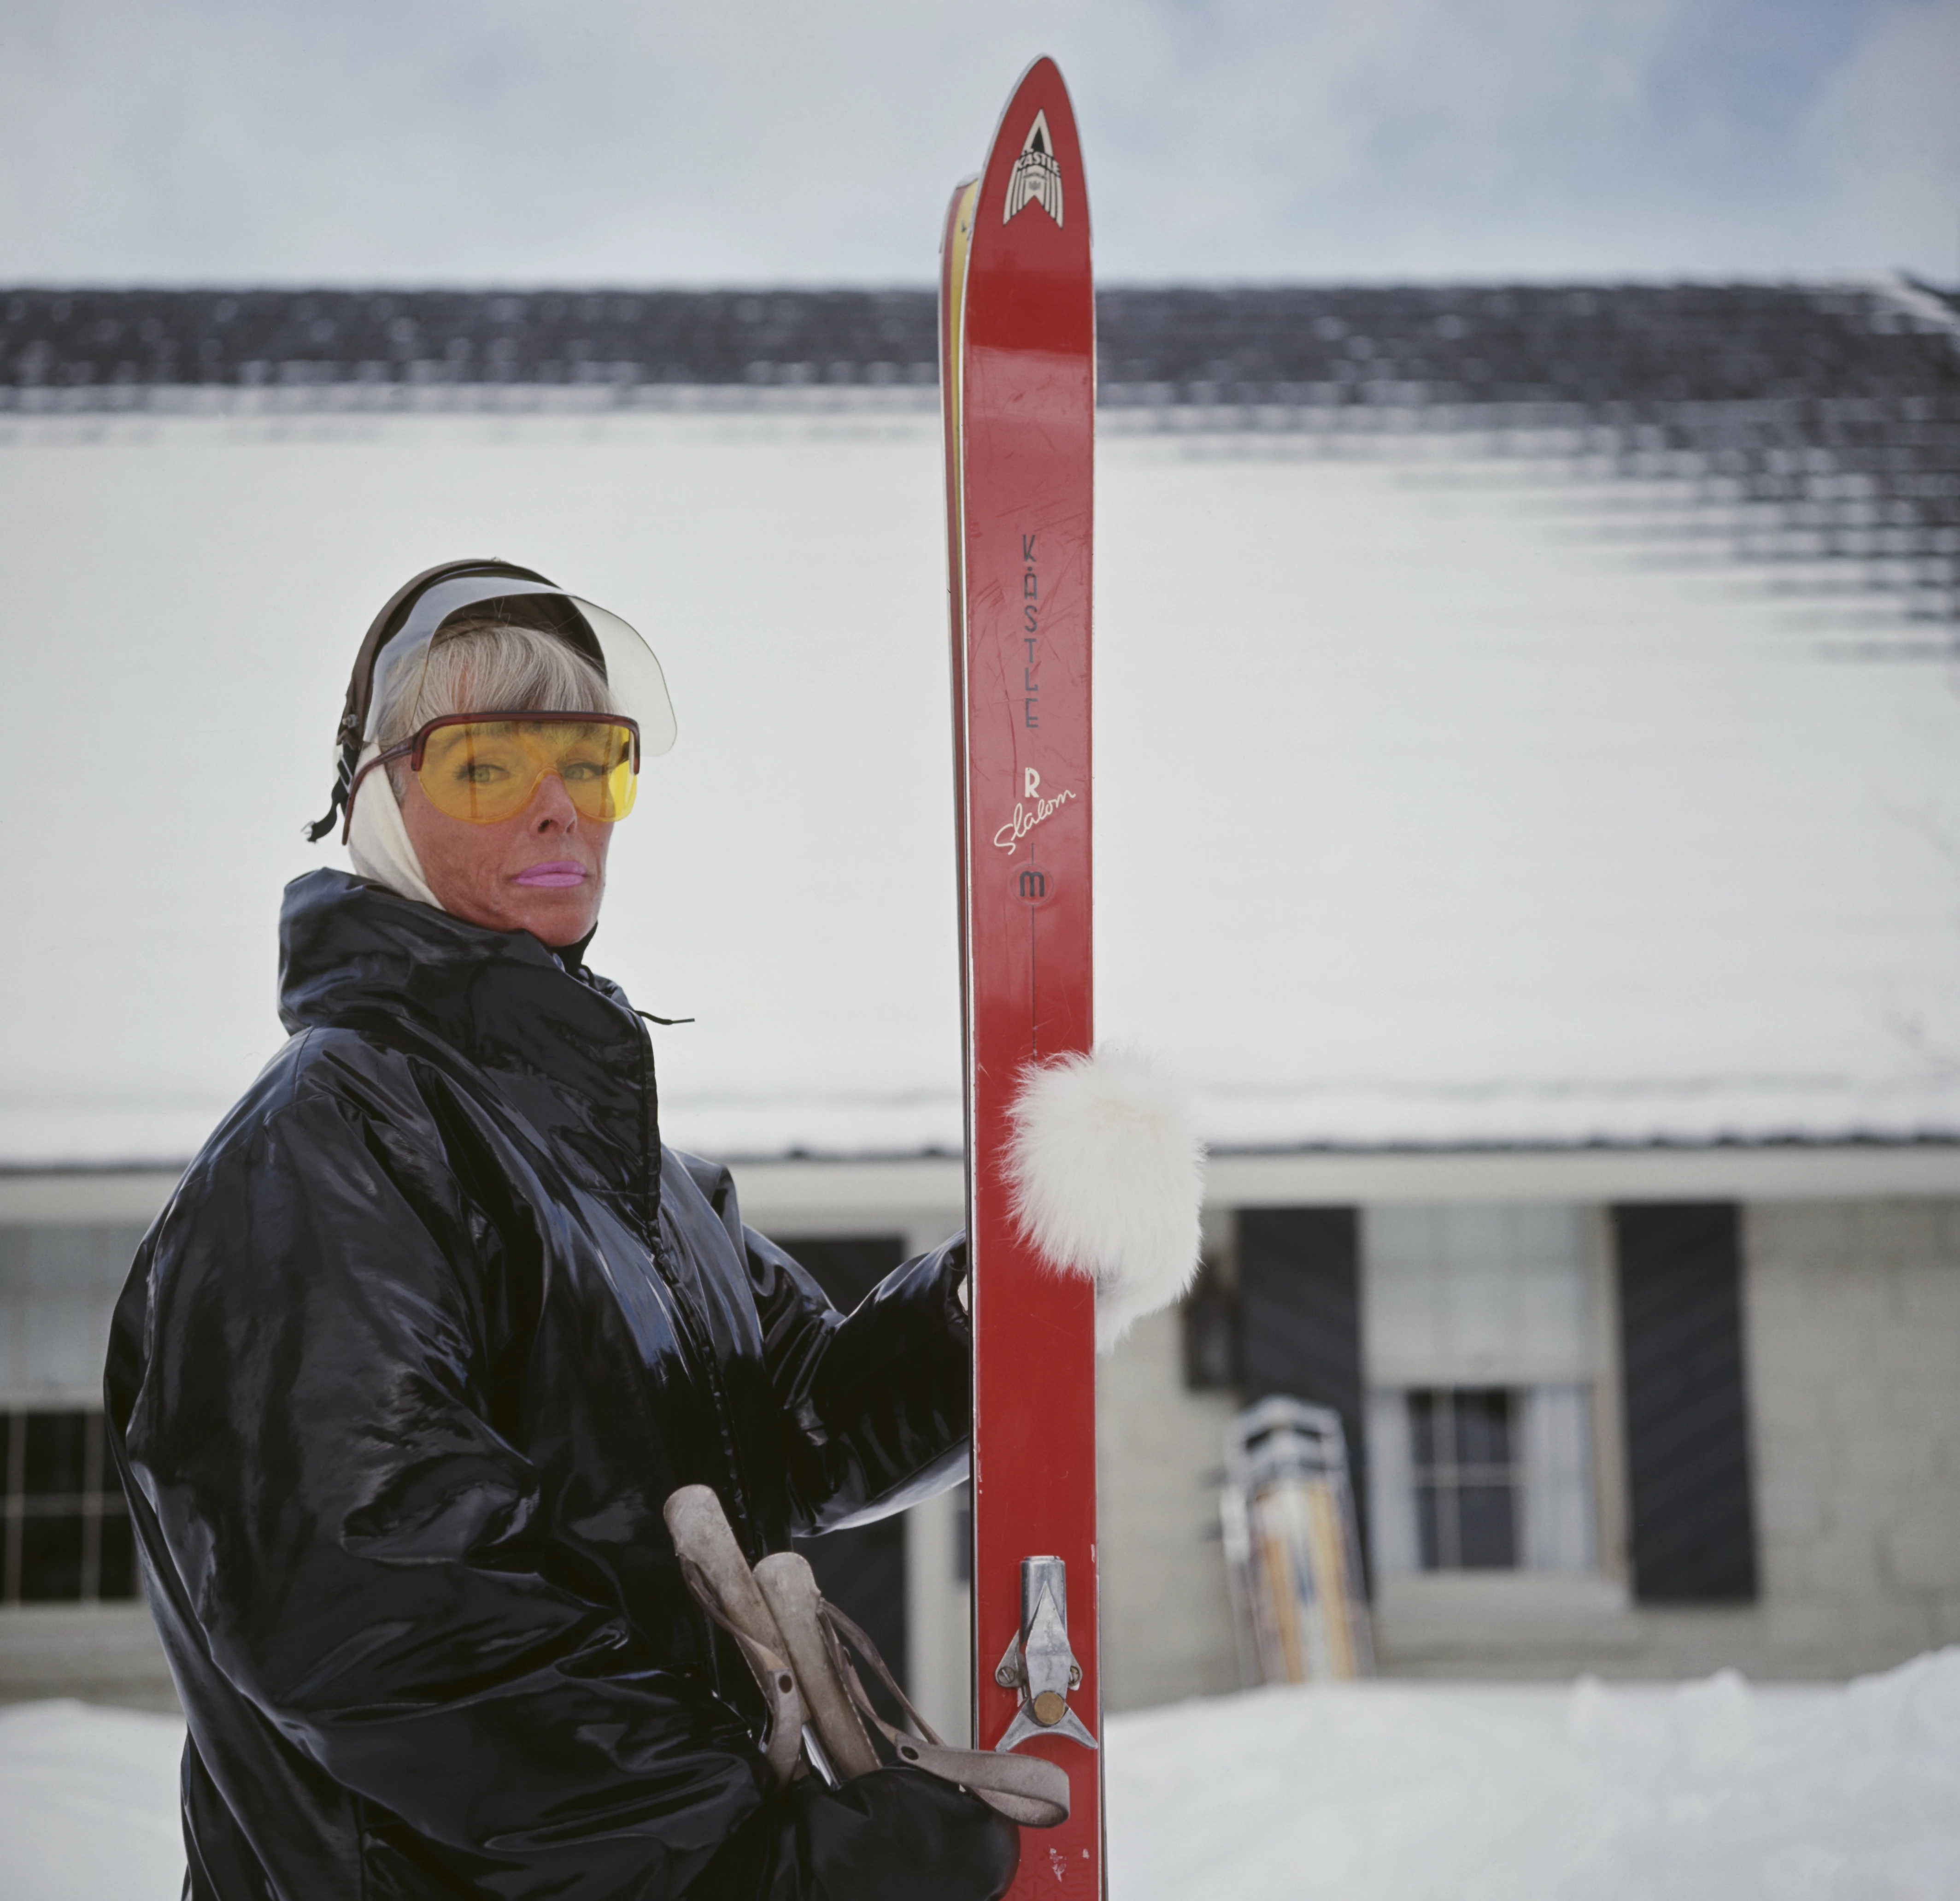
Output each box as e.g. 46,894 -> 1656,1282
940,57 -> 1102,1899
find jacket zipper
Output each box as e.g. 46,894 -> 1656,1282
628,1011 -> 758,1549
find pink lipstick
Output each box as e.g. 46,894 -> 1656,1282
512,860 -> 588,889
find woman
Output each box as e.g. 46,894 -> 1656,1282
104,561 -> 1044,1899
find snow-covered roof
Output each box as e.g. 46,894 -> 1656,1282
2,282 -> 1956,1167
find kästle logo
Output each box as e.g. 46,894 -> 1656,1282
1003,111 -> 1063,227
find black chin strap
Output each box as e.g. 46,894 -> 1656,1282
303,747 -> 358,843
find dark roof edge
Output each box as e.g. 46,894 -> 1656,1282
4,270 -> 1953,294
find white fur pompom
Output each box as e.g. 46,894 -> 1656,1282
1004,1049 -> 1206,1354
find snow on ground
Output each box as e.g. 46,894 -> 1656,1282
2,1699 -> 185,1901
11,1651 -> 1960,1900
1107,1650 -> 1960,1901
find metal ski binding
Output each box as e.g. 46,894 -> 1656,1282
992,1556 -> 1097,1754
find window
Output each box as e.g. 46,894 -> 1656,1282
1368,1382 -> 1598,1575
1410,1388 -> 1518,1570
1,1410 -> 138,1605
1362,1205 -> 1605,1582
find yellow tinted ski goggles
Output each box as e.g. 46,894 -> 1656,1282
356,714 -> 641,826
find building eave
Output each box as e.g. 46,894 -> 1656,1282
10,1136 -> 1958,1231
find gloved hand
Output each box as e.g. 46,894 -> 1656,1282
1005,1048 -> 1206,1352
687,1765 -> 1020,1901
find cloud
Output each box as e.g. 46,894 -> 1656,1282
0,0 -> 1951,283
1806,0 -> 1960,274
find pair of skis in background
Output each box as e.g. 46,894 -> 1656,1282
941,58 -> 1104,1899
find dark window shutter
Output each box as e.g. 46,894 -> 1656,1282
780,1236 -> 912,1704
1235,1207 -> 1368,1579
1613,1203 -> 1758,1602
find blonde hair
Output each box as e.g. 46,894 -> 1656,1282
375,620 -> 617,798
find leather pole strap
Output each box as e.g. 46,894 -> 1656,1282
663,1485 -> 1069,1828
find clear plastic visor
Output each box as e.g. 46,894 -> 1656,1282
364,575 -> 677,755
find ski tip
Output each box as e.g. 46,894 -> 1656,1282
989,54 -> 1077,146
1000,55 -> 1079,132
1007,53 -> 1068,95
976,55 -> 1090,250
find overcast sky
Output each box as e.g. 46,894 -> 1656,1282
2,0 -> 1955,286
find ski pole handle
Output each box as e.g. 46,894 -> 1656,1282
663,1485 -> 806,1786
754,1553 -> 884,1781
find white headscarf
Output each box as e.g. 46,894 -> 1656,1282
345,742 -> 441,909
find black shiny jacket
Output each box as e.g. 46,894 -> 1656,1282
104,871 -> 1015,1901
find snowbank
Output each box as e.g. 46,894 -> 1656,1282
2,1699 -> 185,1901
9,1652 -> 1960,1898
1107,1650 -> 1960,1901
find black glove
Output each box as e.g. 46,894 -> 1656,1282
687,1765 -> 1020,1901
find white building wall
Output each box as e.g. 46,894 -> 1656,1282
0,1221 -> 148,1407
1096,1307 -> 1243,1711
1370,1197 -> 1960,1680
0,1606 -> 179,1713
7,1175 -> 1960,1711
1742,1197 -> 1960,1670
1090,1190 -> 1960,1692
